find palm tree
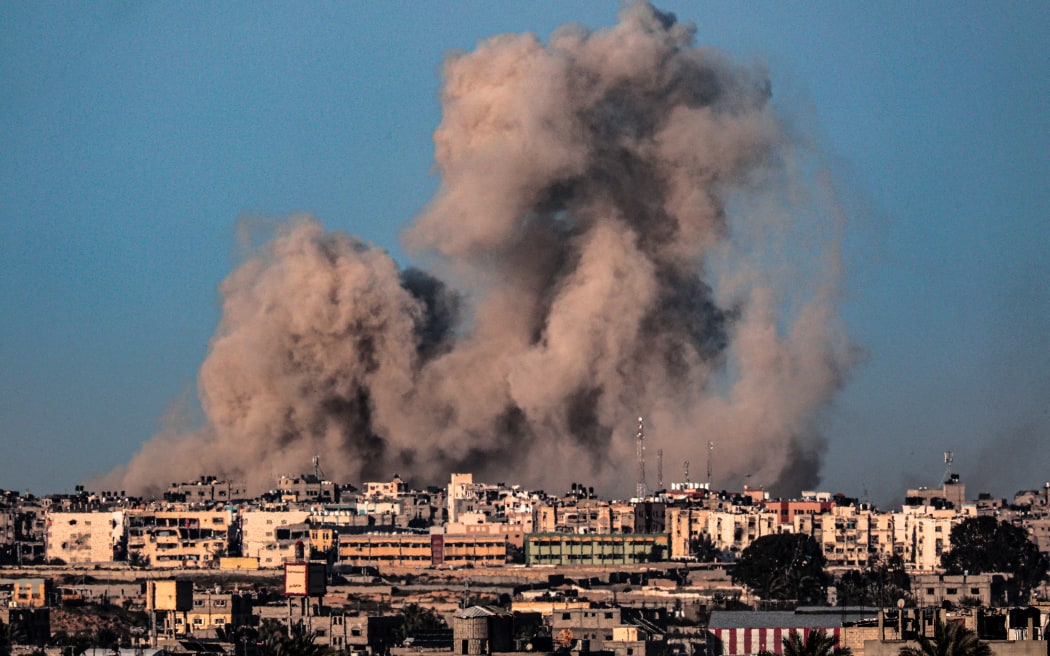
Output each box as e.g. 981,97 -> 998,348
258,621 -> 328,656
899,622 -> 990,656
784,630 -> 853,656
758,629 -> 852,656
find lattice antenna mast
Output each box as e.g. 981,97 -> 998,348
636,416 -> 647,499
943,451 -> 953,484
707,441 -> 714,487
313,455 -> 326,480
657,449 -> 664,491
684,460 -> 690,483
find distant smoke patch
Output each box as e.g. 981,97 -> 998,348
105,2 -> 854,498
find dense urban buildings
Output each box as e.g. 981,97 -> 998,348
1,468 -> 1049,656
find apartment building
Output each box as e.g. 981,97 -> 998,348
550,604 -> 621,650
363,475 -> 407,499
896,505 -> 971,571
166,476 -> 248,504
240,508 -> 312,567
276,473 -> 339,503
149,582 -> 252,638
182,590 -> 252,636
816,505 -> 877,568
45,510 -> 124,564
126,508 -> 233,568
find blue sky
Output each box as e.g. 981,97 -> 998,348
2,2 -> 1047,505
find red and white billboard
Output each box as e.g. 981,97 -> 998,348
284,562 -> 326,597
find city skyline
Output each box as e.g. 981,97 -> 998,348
2,3 -> 1048,505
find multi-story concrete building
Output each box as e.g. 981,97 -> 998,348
336,531 -> 507,569
150,583 -> 252,639
2,579 -> 52,608
911,572 -> 1011,608
705,508 -> 782,558
363,475 -> 407,499
817,505 -> 878,568
905,474 -> 967,509
275,473 -> 339,504
305,612 -> 403,653
126,508 -> 233,568
525,533 -> 670,566
182,589 -> 252,636
0,499 -> 44,564
551,606 -> 623,652
766,494 -> 834,528
166,476 -> 248,504
240,508 -> 312,567
894,505 -> 973,571
45,510 -> 124,564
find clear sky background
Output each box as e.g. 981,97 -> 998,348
2,2 -> 1047,506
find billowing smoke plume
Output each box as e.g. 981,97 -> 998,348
107,3 -> 854,498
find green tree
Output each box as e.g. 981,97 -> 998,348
690,534 -> 722,562
898,622 -> 990,656
395,602 -> 446,645
761,629 -> 852,656
733,533 -> 828,605
835,554 -> 911,607
941,516 -> 1048,597
258,620 -> 327,656
400,603 -> 447,633
0,620 -> 10,656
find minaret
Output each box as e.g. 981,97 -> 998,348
636,416 -> 647,499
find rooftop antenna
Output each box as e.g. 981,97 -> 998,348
312,455 -> 326,480
943,451 -> 953,484
684,460 -> 690,484
636,416 -> 647,499
657,449 -> 664,490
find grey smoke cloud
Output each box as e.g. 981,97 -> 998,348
107,3 -> 854,498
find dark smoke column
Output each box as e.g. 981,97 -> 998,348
107,2 -> 854,499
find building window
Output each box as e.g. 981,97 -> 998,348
926,588 -> 935,595
946,588 -> 958,595
214,618 -> 225,625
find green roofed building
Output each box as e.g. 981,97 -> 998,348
525,532 -> 669,566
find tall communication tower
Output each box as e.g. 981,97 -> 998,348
636,416 -> 647,499
943,451 -> 954,483
684,460 -> 690,483
707,441 -> 714,487
657,449 -> 664,490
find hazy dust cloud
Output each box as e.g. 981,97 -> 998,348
106,3 -> 854,498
